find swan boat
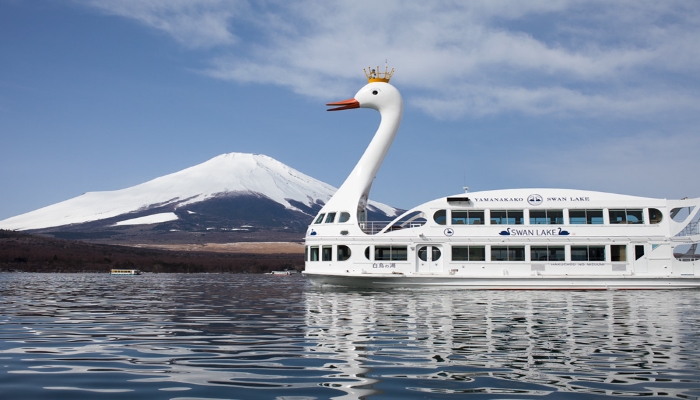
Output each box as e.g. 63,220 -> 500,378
302,67 -> 700,289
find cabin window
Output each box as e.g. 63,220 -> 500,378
569,209 -> 604,224
309,246 -> 320,261
649,208 -> 663,224
571,245 -> 605,261
337,245 -> 351,261
375,246 -> 408,261
674,244 -> 700,261
314,214 -> 325,224
529,210 -> 563,225
611,245 -> 627,262
325,213 -> 336,223
609,209 -> 644,224
451,210 -> 485,225
530,246 -> 565,261
364,246 -> 370,260
433,210 -> 447,225
452,246 -> 486,261
322,246 -> 333,261
491,246 -> 525,261
635,245 -> 645,260
671,206 -> 694,222
418,246 -> 442,262
339,212 -> 351,223
490,210 -> 524,225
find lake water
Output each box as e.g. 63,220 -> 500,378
1,273 -> 699,399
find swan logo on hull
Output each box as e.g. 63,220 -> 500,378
527,194 -> 543,206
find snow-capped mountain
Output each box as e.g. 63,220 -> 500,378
0,153 -> 401,234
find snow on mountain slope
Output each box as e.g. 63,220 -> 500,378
0,153 -> 397,231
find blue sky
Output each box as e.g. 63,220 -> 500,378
2,1 -> 699,221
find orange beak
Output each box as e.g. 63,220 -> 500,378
326,98 -> 360,111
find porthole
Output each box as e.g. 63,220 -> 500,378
433,210 -> 447,225
338,245 -> 351,261
649,208 -> 663,224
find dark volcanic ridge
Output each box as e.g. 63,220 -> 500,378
0,229 -> 303,273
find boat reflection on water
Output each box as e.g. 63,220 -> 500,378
303,288 -> 700,397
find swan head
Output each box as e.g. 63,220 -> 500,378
327,82 -> 403,113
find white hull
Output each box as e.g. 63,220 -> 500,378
304,271 -> 700,289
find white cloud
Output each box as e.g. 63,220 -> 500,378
516,130 -> 700,199
80,0 -> 244,48
78,0 -> 700,118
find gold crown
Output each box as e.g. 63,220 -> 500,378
364,65 -> 394,83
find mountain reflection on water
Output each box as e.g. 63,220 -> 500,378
0,273 -> 699,399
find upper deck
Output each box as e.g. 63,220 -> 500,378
308,188 -> 700,240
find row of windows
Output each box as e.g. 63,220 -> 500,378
306,244 -> 644,263
434,208 -> 662,226
314,212 -> 351,224
308,245 -> 352,262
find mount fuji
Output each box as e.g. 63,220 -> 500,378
0,153 -> 402,242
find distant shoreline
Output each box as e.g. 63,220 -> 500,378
129,241 -> 305,254
0,230 -> 304,273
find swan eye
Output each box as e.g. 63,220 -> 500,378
372,90 -> 379,95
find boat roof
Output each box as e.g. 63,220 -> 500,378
415,188 -> 680,210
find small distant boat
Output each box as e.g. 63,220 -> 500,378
267,270 -> 298,276
110,269 -> 142,275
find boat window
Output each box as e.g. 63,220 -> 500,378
364,246 -> 370,260
309,246 -> 320,261
673,243 -> 700,261
609,209 -> 644,224
305,246 -> 308,261
418,247 -> 427,261
322,246 -> 333,261
314,214 -> 325,224
452,246 -> 486,261
431,247 -> 442,262
491,246 -> 525,261
611,245 -> 627,262
530,246 -> 565,261
375,245 -> 408,261
395,246 -> 409,261
529,210 -> 563,225
451,210 -> 484,225
337,245 -> 351,261
635,245 -> 645,260
490,210 -> 524,225
339,212 -> 351,223
433,210 -> 447,225
571,245 -> 605,261
649,208 -> 663,224
325,212 -> 336,223
569,209 -> 603,224
671,206 -> 694,222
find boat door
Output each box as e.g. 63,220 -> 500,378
417,245 -> 443,273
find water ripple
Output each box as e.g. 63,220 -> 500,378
1,273 -> 700,399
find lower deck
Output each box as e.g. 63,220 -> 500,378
303,239 -> 700,287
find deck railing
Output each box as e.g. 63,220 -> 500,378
678,220 -> 700,237
359,220 -> 426,235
